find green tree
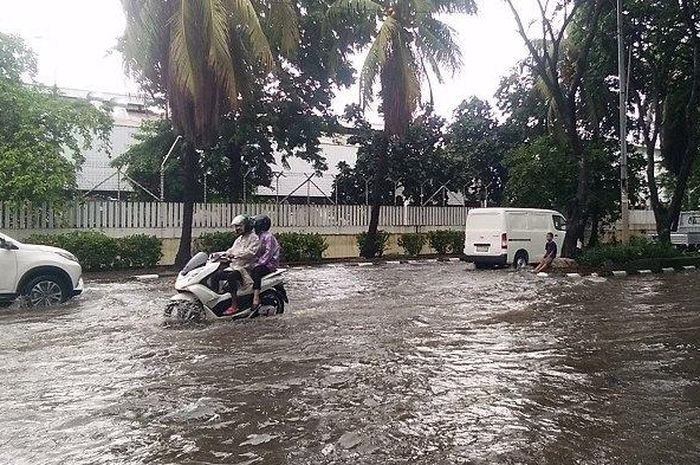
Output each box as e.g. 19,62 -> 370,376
117,0 -> 367,205
504,0 -> 607,256
622,0 -> 700,242
0,33 -> 111,203
334,105 -> 454,206
446,98 -> 508,206
121,0 -> 300,266
328,0 -> 477,257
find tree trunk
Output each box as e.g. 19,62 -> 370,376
588,212 -> 600,247
651,4 -> 700,242
175,143 -> 198,268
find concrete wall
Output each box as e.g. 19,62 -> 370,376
159,232 -> 445,265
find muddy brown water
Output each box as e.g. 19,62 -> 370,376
0,262 -> 698,464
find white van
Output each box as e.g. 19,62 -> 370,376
463,208 -> 566,268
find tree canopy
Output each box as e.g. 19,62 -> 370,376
0,32 -> 112,204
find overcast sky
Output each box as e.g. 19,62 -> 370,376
0,0 -> 541,122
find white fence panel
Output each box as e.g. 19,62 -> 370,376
0,201 -> 473,234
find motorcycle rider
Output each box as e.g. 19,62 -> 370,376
217,214 -> 259,315
251,214 -> 281,308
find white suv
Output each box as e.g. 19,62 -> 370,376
0,232 -> 83,307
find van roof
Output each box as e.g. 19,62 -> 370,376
468,207 -> 564,216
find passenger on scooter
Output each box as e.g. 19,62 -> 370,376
251,214 -> 281,308
218,214 -> 259,315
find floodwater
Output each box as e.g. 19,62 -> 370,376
0,262 -> 698,465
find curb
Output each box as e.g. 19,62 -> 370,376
532,265 -> 700,280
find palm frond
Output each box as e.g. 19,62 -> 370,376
169,0 -> 200,97
201,0 -> 240,104
359,15 -> 401,108
267,0 -> 301,57
230,0 -> 274,70
380,32 -> 420,136
327,0 -> 384,19
414,17 -> 462,80
412,0 -> 477,16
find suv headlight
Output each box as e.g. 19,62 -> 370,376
57,251 -> 79,263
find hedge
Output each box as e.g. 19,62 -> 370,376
356,230 -> 390,258
427,230 -> 464,255
578,236 -> 681,268
25,232 -> 162,271
195,231 -> 328,263
398,233 -> 426,256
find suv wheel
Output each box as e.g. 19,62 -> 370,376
23,275 -> 68,307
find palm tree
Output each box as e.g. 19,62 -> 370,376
120,0 -> 299,266
328,0 -> 477,256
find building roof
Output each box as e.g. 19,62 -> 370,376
256,139 -> 358,199
60,88 -> 160,193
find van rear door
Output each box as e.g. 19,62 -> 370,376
464,211 -> 506,263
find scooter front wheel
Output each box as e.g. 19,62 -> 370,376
165,299 -> 205,322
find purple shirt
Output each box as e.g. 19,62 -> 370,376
255,231 -> 280,270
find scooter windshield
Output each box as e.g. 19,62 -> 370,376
180,251 -> 209,274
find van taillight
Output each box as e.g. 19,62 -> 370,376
501,233 -> 508,249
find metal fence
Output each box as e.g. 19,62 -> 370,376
0,201 -> 469,233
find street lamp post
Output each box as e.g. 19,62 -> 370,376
617,0 -> 630,243
242,167 -> 254,205
160,135 -> 182,201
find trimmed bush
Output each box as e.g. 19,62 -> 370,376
26,231 -> 118,271
277,232 -> 328,262
427,230 -> 451,255
116,234 -> 162,269
195,231 -> 327,263
398,233 -> 426,256
194,231 -> 236,254
426,230 -> 465,255
448,231 -> 465,255
356,230 -> 390,258
578,236 -> 681,268
25,231 -> 162,271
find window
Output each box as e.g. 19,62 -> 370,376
553,215 -> 567,231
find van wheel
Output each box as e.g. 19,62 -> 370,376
514,251 -> 529,270
22,274 -> 69,307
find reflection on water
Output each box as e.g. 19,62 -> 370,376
0,264 -> 698,464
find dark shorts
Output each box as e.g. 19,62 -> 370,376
251,265 -> 273,290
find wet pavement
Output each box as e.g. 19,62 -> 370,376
0,262 -> 698,464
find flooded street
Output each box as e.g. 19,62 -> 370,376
0,262 -> 698,464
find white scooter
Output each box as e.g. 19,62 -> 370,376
165,252 -> 288,321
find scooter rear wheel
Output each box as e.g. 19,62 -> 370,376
260,289 -> 284,315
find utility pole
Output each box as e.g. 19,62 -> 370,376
617,0 -> 630,243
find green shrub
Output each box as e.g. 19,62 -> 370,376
194,231 -> 236,253
25,231 -> 162,271
425,230 -> 465,255
277,232 -> 328,262
427,230 -> 451,255
448,231 -> 465,255
26,231 -> 118,271
116,234 -> 162,269
398,233 -> 426,256
356,230 -> 390,258
578,236 -> 680,268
